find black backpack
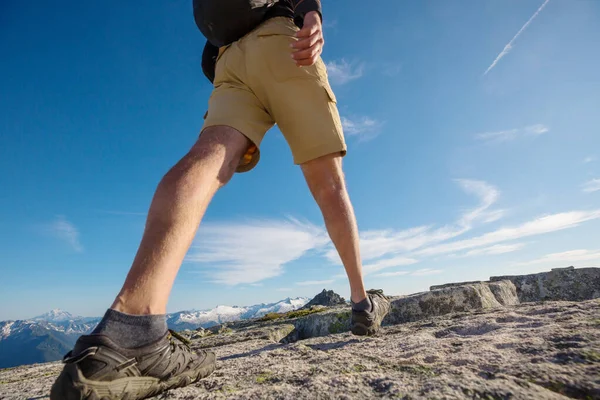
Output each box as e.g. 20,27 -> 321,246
193,0 -> 278,48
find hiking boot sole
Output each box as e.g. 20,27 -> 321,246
50,352 -> 216,400
351,322 -> 370,336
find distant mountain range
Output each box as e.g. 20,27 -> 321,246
0,297 -> 309,369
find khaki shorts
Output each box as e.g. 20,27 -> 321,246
201,17 -> 346,172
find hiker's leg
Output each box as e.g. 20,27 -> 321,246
111,126 -> 250,315
301,153 -> 367,304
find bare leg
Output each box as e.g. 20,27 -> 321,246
111,126 -> 251,315
301,153 -> 367,304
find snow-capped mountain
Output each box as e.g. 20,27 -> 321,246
166,297 -> 310,330
32,309 -> 76,322
0,297 -> 310,368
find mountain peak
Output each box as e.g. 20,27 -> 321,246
33,309 -> 74,322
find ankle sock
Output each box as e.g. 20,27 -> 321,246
91,309 -> 167,349
352,296 -> 372,312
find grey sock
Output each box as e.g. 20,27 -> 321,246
91,309 -> 168,349
352,297 -> 372,312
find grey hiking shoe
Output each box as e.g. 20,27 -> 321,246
351,289 -> 391,336
50,329 -> 215,400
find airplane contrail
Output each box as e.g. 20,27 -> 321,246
484,0 -> 550,76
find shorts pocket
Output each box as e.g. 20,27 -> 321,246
256,21 -> 325,83
323,81 -> 337,103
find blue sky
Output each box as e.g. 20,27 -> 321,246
1,0 -> 599,321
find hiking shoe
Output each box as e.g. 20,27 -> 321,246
351,289 -> 391,336
50,329 -> 215,400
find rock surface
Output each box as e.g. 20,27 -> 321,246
301,289 -> 347,309
386,280 -> 519,326
2,268 -> 598,399
1,299 -> 598,399
491,267 -> 600,303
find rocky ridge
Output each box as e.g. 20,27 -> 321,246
301,289 -> 347,309
1,267 -> 599,399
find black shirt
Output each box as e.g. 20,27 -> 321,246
201,0 -> 322,83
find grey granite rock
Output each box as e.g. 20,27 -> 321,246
302,289 -> 346,309
2,299 -> 598,399
385,281 -> 519,325
194,324 -> 296,349
491,267 -> 600,302
3,269 -> 598,399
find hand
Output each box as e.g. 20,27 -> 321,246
291,11 -> 324,67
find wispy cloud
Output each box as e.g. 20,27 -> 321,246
483,0 -> 551,75
325,59 -> 364,85
296,280 -> 335,286
375,268 -> 444,278
375,270 -> 410,278
185,178 -> 600,287
515,249 -> 600,267
583,156 -> 596,164
475,124 -> 549,143
341,116 -> 384,141
412,268 -> 444,276
323,19 -> 338,30
582,179 -> 600,193
463,243 -> 525,257
95,209 -> 146,216
186,218 -> 328,285
363,256 -> 418,275
43,216 -> 83,252
326,180 -> 503,265
455,179 -> 502,227
381,62 -> 402,77
415,210 -> 600,257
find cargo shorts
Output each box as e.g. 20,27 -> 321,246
201,17 -> 347,172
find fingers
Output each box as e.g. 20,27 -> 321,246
291,30 -> 321,51
294,23 -> 318,39
291,44 -> 323,66
291,30 -> 324,66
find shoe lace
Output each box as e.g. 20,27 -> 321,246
167,329 -> 193,353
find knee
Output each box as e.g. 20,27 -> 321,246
311,171 -> 348,206
162,129 -> 246,189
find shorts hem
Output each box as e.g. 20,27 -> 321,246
201,120 -> 264,147
294,142 -> 347,165
200,120 -> 265,173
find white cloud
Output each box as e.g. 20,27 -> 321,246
325,59 -> 364,85
95,210 -> 146,216
483,0 -> 551,75
341,116 -> 383,141
475,124 -> 549,143
296,280 -> 335,286
582,179 -> 600,193
186,218 -> 328,285
526,124 -> 549,135
374,270 -> 410,278
455,179 -> 502,227
415,210 -> 600,257
463,243 -> 525,257
583,156 -> 596,164
412,269 -> 444,276
184,178 -> 600,288
323,19 -> 338,29
326,179 -> 503,266
43,216 -> 83,252
382,62 -> 402,77
515,249 -> 600,267
363,256 -> 418,275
